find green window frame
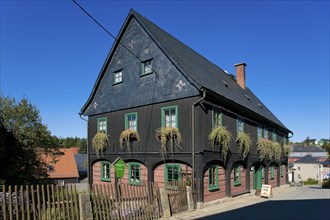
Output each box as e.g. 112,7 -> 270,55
257,126 -> 262,140
165,164 -> 181,184
141,59 -> 153,76
233,166 -> 241,186
270,166 -> 274,179
237,118 -> 244,134
97,117 -> 107,134
272,130 -> 276,141
212,110 -> 222,128
125,112 -> 138,131
263,128 -> 268,139
208,165 -> 219,190
280,165 -> 284,177
113,70 -> 123,85
128,162 -> 141,185
161,105 -> 178,128
100,161 -> 111,182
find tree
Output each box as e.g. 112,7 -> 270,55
322,143 -> 330,159
0,96 -> 60,184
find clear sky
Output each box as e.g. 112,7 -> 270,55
1,0 -> 329,143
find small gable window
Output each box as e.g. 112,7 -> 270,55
97,117 -> 107,134
113,70 -> 123,84
141,59 -> 153,76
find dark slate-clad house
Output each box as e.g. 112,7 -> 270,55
80,10 -> 293,204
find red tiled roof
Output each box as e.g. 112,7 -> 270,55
41,148 -> 79,179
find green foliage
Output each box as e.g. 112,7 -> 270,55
208,127 -> 231,161
92,132 -> 109,157
282,144 -> 291,157
155,127 -> 183,160
322,179 -> 330,188
119,129 -> 140,150
59,137 -> 87,153
304,178 -> 319,186
321,143 -> 330,159
257,138 -> 273,161
235,132 -> 251,159
0,96 -> 60,185
272,141 -> 281,161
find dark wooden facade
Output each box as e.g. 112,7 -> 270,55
81,10 -> 292,204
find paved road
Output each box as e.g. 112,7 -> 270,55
200,186 -> 330,220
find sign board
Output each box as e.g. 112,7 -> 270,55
113,157 -> 126,178
260,184 -> 272,198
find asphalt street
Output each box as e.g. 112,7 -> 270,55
199,186 -> 330,220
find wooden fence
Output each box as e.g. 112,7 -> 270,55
91,182 -> 162,220
165,179 -> 199,215
1,184 -> 79,220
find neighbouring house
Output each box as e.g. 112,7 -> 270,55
318,138 -> 330,146
42,148 -> 79,185
74,154 -> 88,183
289,145 -> 328,164
293,155 -> 330,181
80,10 -> 292,204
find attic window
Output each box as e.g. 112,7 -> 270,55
113,70 -> 123,85
244,94 -> 250,100
222,80 -> 228,87
257,103 -> 262,108
141,59 -> 153,76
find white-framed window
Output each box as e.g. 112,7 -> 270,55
237,118 -> 244,133
97,117 -> 107,134
141,59 -> 152,76
161,106 -> 178,128
125,112 -> 138,131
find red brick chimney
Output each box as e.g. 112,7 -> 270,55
235,62 -> 246,89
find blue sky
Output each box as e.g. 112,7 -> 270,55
1,0 -> 329,143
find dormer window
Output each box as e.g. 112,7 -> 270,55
141,59 -> 153,76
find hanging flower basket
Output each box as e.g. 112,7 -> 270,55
272,141 -> 282,161
208,127 -> 231,161
119,129 -> 141,150
282,144 -> 291,157
155,127 -> 183,160
257,138 -> 273,161
236,132 -> 251,159
92,132 -> 109,157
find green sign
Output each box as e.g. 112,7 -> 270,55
113,157 -> 126,178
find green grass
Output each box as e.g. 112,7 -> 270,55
303,178 -> 319,185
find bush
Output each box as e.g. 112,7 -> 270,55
303,178 -> 319,185
322,179 -> 330,188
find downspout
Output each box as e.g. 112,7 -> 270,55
192,89 -> 206,181
79,114 -> 90,184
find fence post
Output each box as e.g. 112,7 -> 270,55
186,186 -> 194,212
76,183 -> 93,220
159,188 -> 171,218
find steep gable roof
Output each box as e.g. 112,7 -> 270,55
81,9 -> 291,133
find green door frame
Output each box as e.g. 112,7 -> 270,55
253,165 -> 263,190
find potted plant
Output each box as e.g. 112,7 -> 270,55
235,132 -> 251,159
92,132 -> 109,157
256,138 -> 273,161
208,127 -> 231,161
119,129 -> 141,151
272,141 -> 282,161
155,127 -> 183,160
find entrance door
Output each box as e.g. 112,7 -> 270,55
253,165 -> 263,190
